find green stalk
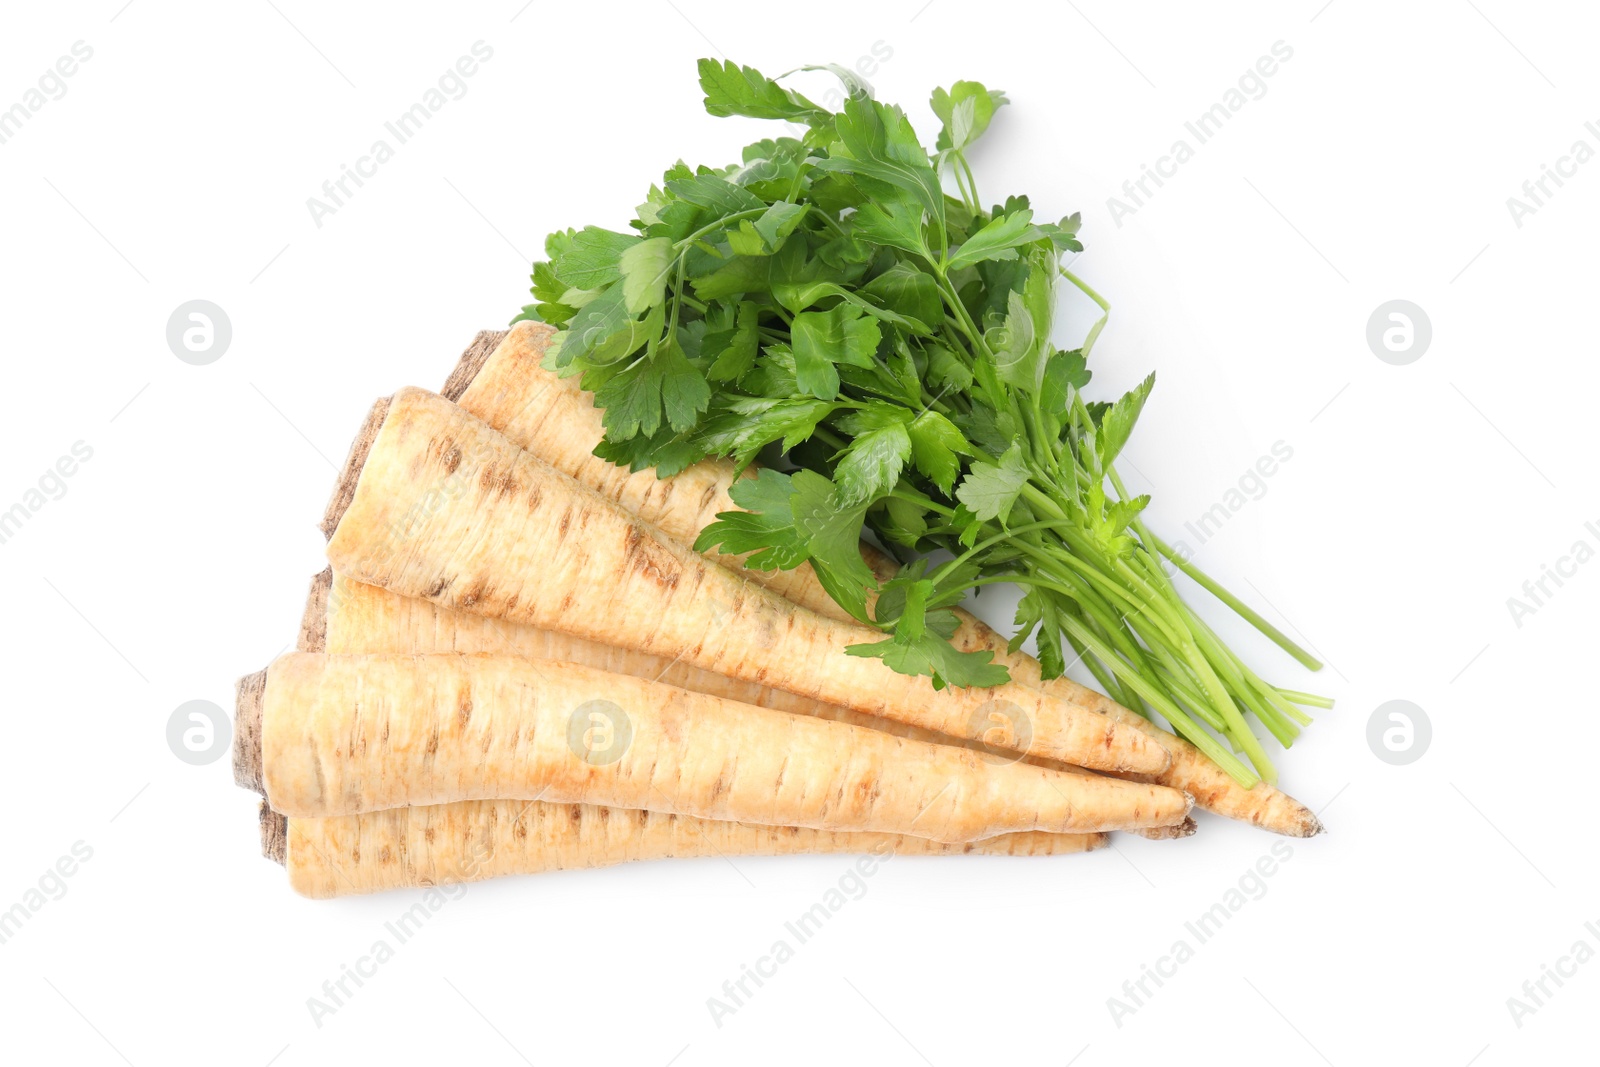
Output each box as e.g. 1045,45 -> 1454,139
1009,536 -> 1187,652
1177,629 -> 1275,782
1059,266 -> 1109,358
1061,618 -> 1143,713
1147,533 -> 1324,672
958,155 -> 982,215
1276,688 -> 1334,709
1157,567 -> 1319,731
1016,475 -> 1263,762
1057,614 -> 1259,787
966,572 -> 1154,681
1158,588 -> 1301,742
1050,476 -> 1275,776
1143,643 -> 1230,734
1121,542 -> 1302,735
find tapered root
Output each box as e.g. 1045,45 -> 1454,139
280,800 -> 1113,898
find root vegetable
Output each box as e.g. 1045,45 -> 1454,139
309,568 -> 1028,758
275,570 -> 1109,895
237,651 -> 1192,841
305,568 -> 1184,842
261,799 -> 1107,899
322,387 -> 1171,776
444,325 -> 1320,837
309,568 -> 868,729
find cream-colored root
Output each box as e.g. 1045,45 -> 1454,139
257,651 -> 1192,841
276,799 -> 1107,899
280,570 -> 1109,895
315,570 -> 1186,843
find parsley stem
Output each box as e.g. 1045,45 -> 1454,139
1018,482 -> 1067,523
1145,532 -> 1324,671
927,520 -> 1075,592
932,270 -> 997,365
664,248 -> 688,350
1059,266 -> 1109,359
947,156 -> 980,217
1007,536 -> 1186,651
813,424 -> 848,451
1276,688 -> 1334,709
1011,443 -> 1288,777
1055,614 -> 1260,787
959,155 -> 981,212
672,207 -> 769,254
889,486 -> 954,516
1145,645 -> 1230,733
1063,622 -> 1144,712
810,208 -> 846,237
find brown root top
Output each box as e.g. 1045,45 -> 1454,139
259,800 -> 288,866
319,396 -> 391,540
440,329 -> 509,402
232,669 -> 266,794
298,568 -> 332,653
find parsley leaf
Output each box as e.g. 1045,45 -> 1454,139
955,442 -> 1029,523
844,628 -> 1010,689
694,395 -> 836,468
665,170 -> 767,215
726,201 -> 808,256
986,289 -> 1039,392
860,262 -> 942,332
906,409 -> 970,494
1097,372 -> 1155,466
1039,347 -> 1091,415
815,95 -> 946,238
946,208 -> 1040,272
789,469 -> 878,621
550,286 -> 644,366
617,237 -> 674,313
930,80 -> 1008,153
699,467 -> 879,623
850,195 -> 932,261
697,58 -> 833,125
553,227 -> 639,290
790,304 -> 882,399
833,404 -> 912,506
694,468 -> 812,571
592,338 -> 710,440
703,301 -> 762,382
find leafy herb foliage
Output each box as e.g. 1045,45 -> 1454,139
514,59 -> 1326,784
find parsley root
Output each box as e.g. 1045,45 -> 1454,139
306,568 -> 1188,842
267,569 -> 1110,895
239,651 -> 1191,841
261,799 -> 1106,899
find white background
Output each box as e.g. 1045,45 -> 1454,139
1,1 -> 1595,1063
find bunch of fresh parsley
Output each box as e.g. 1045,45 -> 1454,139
513,59 -> 1326,785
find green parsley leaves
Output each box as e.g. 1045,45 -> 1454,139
516,59 -> 1327,787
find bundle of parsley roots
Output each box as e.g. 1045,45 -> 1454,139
514,60 -> 1327,787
